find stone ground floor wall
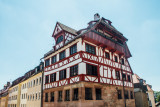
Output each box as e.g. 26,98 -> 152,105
43,82 -> 135,107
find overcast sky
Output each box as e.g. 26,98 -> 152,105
0,0 -> 160,91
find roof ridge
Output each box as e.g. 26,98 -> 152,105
57,22 -> 77,35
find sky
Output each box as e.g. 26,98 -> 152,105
0,0 -> 160,91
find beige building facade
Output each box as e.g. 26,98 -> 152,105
8,84 -> 21,107
26,72 -> 42,107
0,95 -> 8,107
20,79 -> 28,107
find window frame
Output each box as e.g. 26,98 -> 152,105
51,55 -> 57,64
59,50 -> 66,60
56,35 -> 63,44
58,91 -> 63,102
50,73 -> 56,83
85,88 -> 92,100
117,90 -> 122,99
45,59 -> 50,67
70,44 -> 77,55
50,92 -> 54,102
96,88 -> 102,100
65,90 -> 70,101
70,64 -> 78,77
45,75 -> 49,84
45,93 -> 48,102
73,88 -> 78,101
86,63 -> 98,76
116,71 -> 120,80
105,52 -> 110,59
59,69 -> 66,80
85,43 -> 96,55
114,55 -> 118,62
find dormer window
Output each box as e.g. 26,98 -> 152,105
56,35 -> 63,44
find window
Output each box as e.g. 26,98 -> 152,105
130,91 -> 134,99
70,44 -> 77,55
124,90 -> 129,99
45,59 -> 50,67
116,71 -> 120,80
56,35 -> 63,44
58,91 -> 62,102
59,69 -> 66,80
33,94 -> 34,100
122,73 -> 126,81
70,65 -> 78,77
45,75 -> 49,84
73,88 -> 78,101
36,78 -> 38,85
59,51 -> 65,60
50,92 -> 54,102
117,90 -> 122,99
121,58 -> 124,65
105,52 -> 110,59
85,88 -> 92,100
86,44 -> 96,55
33,80 -> 35,86
45,93 -> 48,102
38,92 -> 41,100
96,88 -> 101,100
50,73 -> 56,82
39,77 -> 41,84
35,93 -> 37,100
86,64 -> 97,76
115,56 -> 118,62
65,90 -> 70,101
128,75 -> 131,82
51,55 -> 56,64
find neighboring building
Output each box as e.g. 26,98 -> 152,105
8,77 -> 23,107
146,84 -> 156,107
133,74 -> 155,107
0,82 -> 10,107
43,14 -> 135,107
8,62 -> 43,107
26,62 -> 43,107
19,76 -> 28,107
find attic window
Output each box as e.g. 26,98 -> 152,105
56,35 -> 63,44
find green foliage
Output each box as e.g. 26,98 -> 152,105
157,95 -> 160,102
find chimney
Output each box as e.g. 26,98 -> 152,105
94,13 -> 100,21
7,82 -> 10,87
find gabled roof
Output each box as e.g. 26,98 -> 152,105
132,74 -> 153,91
57,22 -> 77,36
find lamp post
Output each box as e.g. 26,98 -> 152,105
120,58 -> 126,107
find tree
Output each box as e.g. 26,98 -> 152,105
157,95 -> 160,102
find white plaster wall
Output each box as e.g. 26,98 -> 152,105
79,62 -> 86,74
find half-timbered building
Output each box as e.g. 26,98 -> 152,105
43,14 -> 135,107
